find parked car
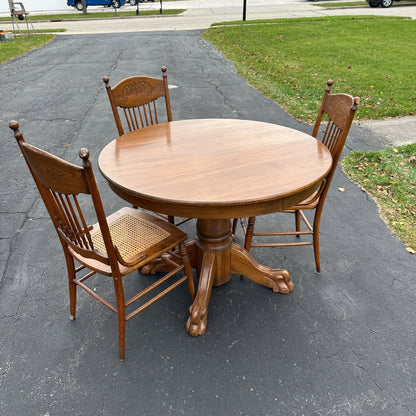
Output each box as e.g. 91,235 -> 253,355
365,0 -> 396,7
67,0 -> 126,11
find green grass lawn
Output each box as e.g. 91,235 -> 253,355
342,144 -> 416,252
204,15 -> 416,122
0,34 -> 55,64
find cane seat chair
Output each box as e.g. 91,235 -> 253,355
103,67 -> 190,227
10,121 -> 195,361
232,80 -> 359,273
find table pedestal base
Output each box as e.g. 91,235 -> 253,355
185,219 -> 294,337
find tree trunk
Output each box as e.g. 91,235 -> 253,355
81,0 -> 87,14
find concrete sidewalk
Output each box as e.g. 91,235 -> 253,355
0,13 -> 415,416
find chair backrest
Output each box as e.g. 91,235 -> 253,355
11,2 -> 28,16
9,121 -> 120,268
103,66 -> 172,136
311,80 -> 359,203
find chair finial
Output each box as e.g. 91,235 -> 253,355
9,120 -> 23,141
161,66 -> 167,74
78,148 -> 91,167
326,79 -> 334,92
9,120 -> 19,131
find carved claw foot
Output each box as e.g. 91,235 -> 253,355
269,268 -> 294,293
230,242 -> 294,294
140,256 -> 173,274
186,249 -> 216,336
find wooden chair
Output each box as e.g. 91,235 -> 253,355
103,66 -> 191,227
10,120 -> 195,361
10,2 -> 35,34
232,80 -> 360,273
103,66 -> 172,136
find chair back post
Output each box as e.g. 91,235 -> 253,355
161,66 -> 172,122
103,76 -> 125,136
329,95 -> 359,165
312,79 -> 333,138
315,94 -> 360,209
77,148 -> 120,269
77,148 -> 126,329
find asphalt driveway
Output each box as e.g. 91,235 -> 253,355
0,31 -> 415,415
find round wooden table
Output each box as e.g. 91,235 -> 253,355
98,118 -> 332,336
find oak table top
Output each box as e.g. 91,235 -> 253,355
98,118 -> 332,336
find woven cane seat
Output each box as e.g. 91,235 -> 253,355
91,214 -> 170,261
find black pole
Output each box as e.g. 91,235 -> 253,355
243,0 -> 246,21
136,0 -> 139,15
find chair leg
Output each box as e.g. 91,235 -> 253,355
312,206 -> 324,273
231,218 -> 238,236
117,313 -> 126,361
63,248 -> 77,320
313,231 -> 321,273
244,217 -> 256,251
240,217 -> 256,279
295,210 -> 301,237
179,243 -> 195,300
113,276 -> 126,361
